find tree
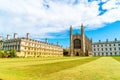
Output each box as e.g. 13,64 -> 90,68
0,50 -> 3,58
9,49 -> 16,58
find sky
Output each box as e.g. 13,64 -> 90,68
0,0 -> 120,48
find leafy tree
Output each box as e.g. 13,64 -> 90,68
0,50 -> 3,58
9,49 -> 16,58
2,50 -> 9,58
63,49 -> 69,56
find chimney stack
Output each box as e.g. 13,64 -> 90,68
0,36 -> 2,41
14,33 -> 18,39
115,38 -> 117,41
26,33 -> 30,39
99,40 -> 101,42
106,39 -> 108,42
7,34 -> 10,40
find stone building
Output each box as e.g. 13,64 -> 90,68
0,33 -> 63,57
69,24 -> 92,56
92,39 -> 120,56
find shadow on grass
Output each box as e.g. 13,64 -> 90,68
13,57 -> 100,76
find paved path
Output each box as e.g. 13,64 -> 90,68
43,57 -> 120,80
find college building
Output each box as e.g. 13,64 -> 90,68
92,39 -> 120,56
0,33 -> 63,57
69,24 -> 92,56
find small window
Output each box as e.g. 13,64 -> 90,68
102,48 -> 103,51
118,44 -> 120,46
110,52 -> 112,56
101,45 -> 103,47
115,52 -> 117,56
114,48 -> 116,50
110,48 -> 112,51
94,53 -> 96,56
98,48 -> 99,51
109,44 -> 111,46
102,53 -> 104,56
106,48 -> 107,51
98,53 -> 100,56
97,45 -> 99,47
106,52 -> 108,56
114,44 -> 115,46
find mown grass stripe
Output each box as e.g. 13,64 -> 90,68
112,56 -> 120,62
13,57 -> 100,77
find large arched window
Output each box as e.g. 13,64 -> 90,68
74,39 -> 81,49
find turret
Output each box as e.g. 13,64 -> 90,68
0,36 -> 2,41
70,25 -> 73,56
14,33 -> 18,39
26,33 -> 30,39
7,34 -> 10,40
81,23 -> 84,35
81,23 -> 85,56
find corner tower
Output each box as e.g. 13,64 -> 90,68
70,25 -> 73,56
81,23 -> 85,55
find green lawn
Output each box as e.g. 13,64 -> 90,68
0,57 -> 120,80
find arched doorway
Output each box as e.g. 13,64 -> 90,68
76,52 -> 79,56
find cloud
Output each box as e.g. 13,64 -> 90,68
0,0 -> 120,39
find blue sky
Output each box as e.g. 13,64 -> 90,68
0,0 -> 120,48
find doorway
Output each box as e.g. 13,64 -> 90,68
76,52 -> 79,56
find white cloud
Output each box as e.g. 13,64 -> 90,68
0,0 -> 120,39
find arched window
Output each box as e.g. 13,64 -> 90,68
74,39 -> 81,49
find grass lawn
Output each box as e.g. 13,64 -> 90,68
0,56 -> 120,80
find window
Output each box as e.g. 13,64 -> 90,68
106,52 -> 108,56
109,44 -> 111,46
119,48 -> 120,50
118,44 -> 120,46
98,53 -> 100,56
102,53 -> 104,56
101,44 -> 103,47
94,45 -> 95,47
106,48 -> 107,51
74,39 -> 81,49
94,49 -> 96,51
110,52 -> 112,56
115,52 -> 117,56
94,53 -> 96,56
114,44 -> 115,46
98,48 -> 99,51
97,45 -> 99,47
102,48 -> 103,51
105,44 -> 107,46
110,48 -> 112,51
114,48 -> 116,50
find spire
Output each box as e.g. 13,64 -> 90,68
70,25 -> 72,36
81,23 -> 84,35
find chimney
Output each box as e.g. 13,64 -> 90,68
26,33 -> 30,39
14,33 -> 18,39
99,40 -> 101,42
106,39 -> 108,42
115,38 -> 117,41
7,34 -> 10,40
0,36 -> 2,41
